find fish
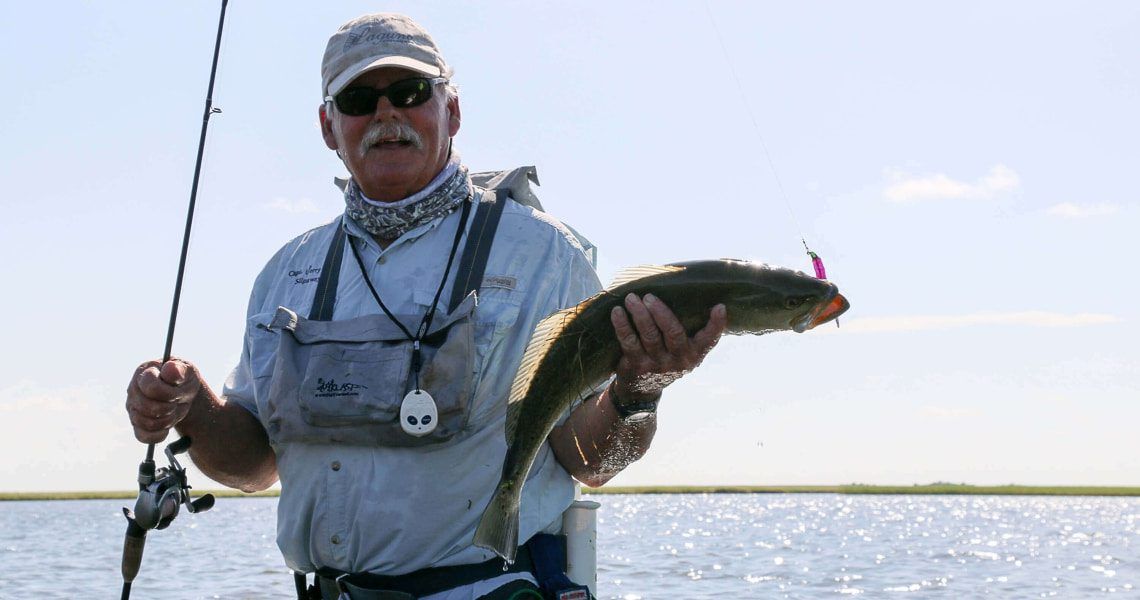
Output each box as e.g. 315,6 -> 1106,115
473,259 -> 850,563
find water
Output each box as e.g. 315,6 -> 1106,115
0,494 -> 1135,598
599,494 -> 1137,598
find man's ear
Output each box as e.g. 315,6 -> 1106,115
446,96 -> 461,137
319,104 -> 339,151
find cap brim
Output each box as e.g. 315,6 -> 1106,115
326,56 -> 443,96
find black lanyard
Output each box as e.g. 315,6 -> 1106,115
347,198 -> 473,389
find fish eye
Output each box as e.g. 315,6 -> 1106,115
784,296 -> 807,310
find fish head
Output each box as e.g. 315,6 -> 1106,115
720,263 -> 850,333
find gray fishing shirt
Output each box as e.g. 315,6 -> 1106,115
224,189 -> 601,575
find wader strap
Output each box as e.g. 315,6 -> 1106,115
526,533 -> 593,599
316,543 -> 534,599
294,570 -> 320,600
310,195 -> 495,322
448,190 -> 507,314
309,223 -> 348,321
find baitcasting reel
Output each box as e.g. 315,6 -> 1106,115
125,436 -> 215,529
121,436 -> 215,585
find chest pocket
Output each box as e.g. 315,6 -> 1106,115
260,292 -> 477,447
418,284 -> 519,351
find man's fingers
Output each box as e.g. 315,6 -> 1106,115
643,294 -> 688,355
136,366 -> 177,401
611,305 -> 644,357
126,359 -> 193,444
125,392 -> 177,442
693,304 -> 728,355
137,361 -> 198,403
611,298 -> 726,399
160,359 -> 189,386
131,405 -> 177,428
133,426 -> 171,445
624,294 -> 665,356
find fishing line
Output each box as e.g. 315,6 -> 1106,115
700,1 -> 829,281
120,2 -> 228,598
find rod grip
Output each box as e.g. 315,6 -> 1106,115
121,516 -> 148,583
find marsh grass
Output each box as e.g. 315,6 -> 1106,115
0,489 -> 279,501
3,484 -> 1138,501
582,484 -> 1140,496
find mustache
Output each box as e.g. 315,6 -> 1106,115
360,122 -> 424,152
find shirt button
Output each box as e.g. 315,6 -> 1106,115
331,535 -> 341,545
378,255 -> 388,265
331,461 -> 341,471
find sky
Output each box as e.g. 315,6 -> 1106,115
1,1 -> 1137,493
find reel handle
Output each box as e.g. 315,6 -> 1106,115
166,435 -> 193,456
189,493 -> 216,514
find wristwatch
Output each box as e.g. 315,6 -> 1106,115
610,386 -> 660,422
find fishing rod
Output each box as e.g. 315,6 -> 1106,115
120,1 -> 228,598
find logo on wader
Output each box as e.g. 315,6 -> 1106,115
483,275 -> 517,290
288,265 -> 321,285
314,378 -> 368,397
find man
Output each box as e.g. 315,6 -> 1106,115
126,13 -> 725,600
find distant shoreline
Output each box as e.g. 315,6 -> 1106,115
3,484 -> 1139,501
583,484 -> 1140,496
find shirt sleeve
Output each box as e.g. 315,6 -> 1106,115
221,302 -> 259,417
559,240 -> 603,310
551,241 -> 605,423
221,264 -> 276,418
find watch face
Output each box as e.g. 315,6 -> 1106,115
622,410 -> 656,424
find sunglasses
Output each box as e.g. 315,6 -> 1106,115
326,77 -> 448,116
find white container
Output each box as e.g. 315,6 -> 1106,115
562,499 -> 600,594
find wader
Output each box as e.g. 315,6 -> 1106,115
285,193 -> 592,599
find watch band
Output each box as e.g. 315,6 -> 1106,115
610,386 -> 660,418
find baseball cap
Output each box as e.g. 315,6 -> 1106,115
321,13 -> 450,97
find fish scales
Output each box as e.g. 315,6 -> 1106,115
473,259 -> 850,563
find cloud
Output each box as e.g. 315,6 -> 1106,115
1046,202 -> 1119,218
264,197 -> 319,214
0,381 -> 119,439
921,406 -> 981,419
884,164 -> 1020,203
0,381 -> 144,492
834,311 -> 1121,333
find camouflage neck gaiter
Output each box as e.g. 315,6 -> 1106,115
344,156 -> 472,240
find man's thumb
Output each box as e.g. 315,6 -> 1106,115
159,360 -> 190,386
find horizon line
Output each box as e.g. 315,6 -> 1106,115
4,483 -> 1140,501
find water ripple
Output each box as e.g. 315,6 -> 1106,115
598,494 -> 1138,599
0,494 -> 1136,598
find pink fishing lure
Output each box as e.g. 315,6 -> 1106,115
808,251 -> 826,279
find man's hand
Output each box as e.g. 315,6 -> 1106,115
550,294 -> 726,486
609,293 -> 727,405
126,359 -> 202,444
124,358 -> 278,491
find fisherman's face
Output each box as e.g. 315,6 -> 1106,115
320,67 -> 460,202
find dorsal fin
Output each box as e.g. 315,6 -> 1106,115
505,298 -> 593,443
607,264 -> 684,289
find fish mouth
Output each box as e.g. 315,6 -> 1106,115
793,291 -> 850,332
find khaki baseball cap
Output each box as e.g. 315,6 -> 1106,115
321,13 -> 449,98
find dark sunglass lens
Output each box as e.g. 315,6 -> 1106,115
335,88 -> 379,116
334,79 -> 435,115
389,79 -> 432,107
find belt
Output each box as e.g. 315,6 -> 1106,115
316,546 -> 534,600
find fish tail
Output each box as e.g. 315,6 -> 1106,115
473,484 -> 520,564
